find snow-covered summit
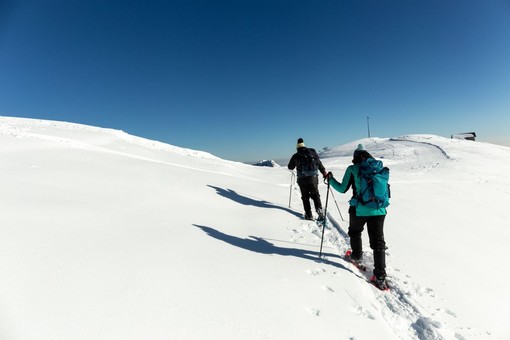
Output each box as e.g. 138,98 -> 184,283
320,133 -> 503,161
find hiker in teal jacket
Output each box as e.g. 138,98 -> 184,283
327,144 -> 388,289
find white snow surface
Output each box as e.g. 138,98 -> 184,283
1,116 -> 509,340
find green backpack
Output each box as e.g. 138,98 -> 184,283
356,158 -> 390,209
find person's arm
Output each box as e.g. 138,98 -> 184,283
329,166 -> 355,194
317,159 -> 327,177
288,154 -> 297,170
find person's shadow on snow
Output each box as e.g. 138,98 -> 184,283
194,224 -> 347,271
207,185 -> 302,219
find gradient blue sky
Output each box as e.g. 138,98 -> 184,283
1,0 -> 509,162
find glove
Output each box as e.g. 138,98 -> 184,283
323,171 -> 333,184
322,171 -> 328,179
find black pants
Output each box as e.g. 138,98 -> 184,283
348,207 -> 386,278
297,176 -> 322,216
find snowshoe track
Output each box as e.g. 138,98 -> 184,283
319,213 -> 445,340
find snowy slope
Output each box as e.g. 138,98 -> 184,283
322,134 -> 510,340
1,117 -> 509,340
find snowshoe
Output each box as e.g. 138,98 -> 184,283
345,250 -> 367,271
370,275 -> 389,291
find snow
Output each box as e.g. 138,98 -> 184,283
1,116 -> 509,339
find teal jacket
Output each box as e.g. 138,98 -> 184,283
329,164 -> 387,217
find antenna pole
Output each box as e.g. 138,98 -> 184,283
367,116 -> 371,138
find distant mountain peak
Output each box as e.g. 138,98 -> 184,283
252,160 -> 281,167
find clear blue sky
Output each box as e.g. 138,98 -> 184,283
1,0 -> 509,162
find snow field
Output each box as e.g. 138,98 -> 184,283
1,117 -> 509,339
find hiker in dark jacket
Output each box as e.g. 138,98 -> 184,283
326,143 -> 388,290
288,138 -> 328,221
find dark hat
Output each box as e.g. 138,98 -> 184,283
296,138 -> 305,148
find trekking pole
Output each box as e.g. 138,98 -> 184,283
329,187 -> 345,221
288,171 -> 295,208
319,178 -> 331,258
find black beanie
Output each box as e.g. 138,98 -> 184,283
296,138 -> 305,148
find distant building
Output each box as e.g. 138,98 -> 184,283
451,132 -> 476,141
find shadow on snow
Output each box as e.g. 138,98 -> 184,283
194,224 -> 348,271
207,185 -> 302,219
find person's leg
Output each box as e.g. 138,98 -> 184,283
348,214 -> 368,260
309,176 -> 323,212
367,215 -> 386,278
297,179 -> 313,218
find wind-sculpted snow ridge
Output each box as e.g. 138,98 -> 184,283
318,213 -> 446,340
0,116 -> 218,159
320,134 -> 455,161
390,135 -> 451,160
111,129 -> 219,159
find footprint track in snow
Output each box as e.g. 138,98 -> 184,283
314,213 -> 447,339
306,308 -> 321,317
306,268 -> 326,276
321,285 -> 335,293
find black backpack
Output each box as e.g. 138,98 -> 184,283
298,148 -> 319,176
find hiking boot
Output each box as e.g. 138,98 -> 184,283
346,250 -> 363,265
345,250 -> 366,271
316,208 -> 325,221
370,275 -> 388,290
304,213 -> 314,221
